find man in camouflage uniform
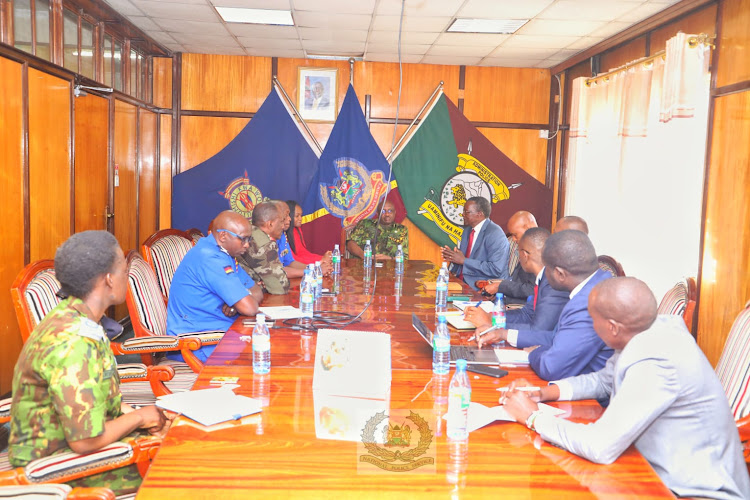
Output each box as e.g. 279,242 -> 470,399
237,201 -> 290,294
9,231 -> 168,495
347,199 -> 409,260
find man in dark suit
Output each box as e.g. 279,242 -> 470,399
476,230 -> 613,381
440,197 -> 509,290
466,227 -> 569,333
482,210 -> 537,303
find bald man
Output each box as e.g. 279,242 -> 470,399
503,278 -> 750,500
167,210 -> 263,361
554,215 -> 589,234
482,210 -> 537,303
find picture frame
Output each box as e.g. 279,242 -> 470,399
297,67 -> 338,123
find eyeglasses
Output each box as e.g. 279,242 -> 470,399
381,209 -> 395,214
216,229 -> 252,245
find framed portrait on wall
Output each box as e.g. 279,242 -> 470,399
297,67 -> 338,123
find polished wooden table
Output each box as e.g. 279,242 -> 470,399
136,260 -> 674,499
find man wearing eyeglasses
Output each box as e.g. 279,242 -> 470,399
347,198 -> 409,260
166,210 -> 263,362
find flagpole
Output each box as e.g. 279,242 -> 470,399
272,76 -> 324,154
386,81 -> 444,162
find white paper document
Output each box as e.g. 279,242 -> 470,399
156,387 -> 262,427
453,301 -> 494,313
258,306 -> 305,320
494,348 -> 530,364
443,402 -> 565,433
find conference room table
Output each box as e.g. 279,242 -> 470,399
136,260 -> 674,499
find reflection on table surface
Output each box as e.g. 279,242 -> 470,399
136,260 -> 672,499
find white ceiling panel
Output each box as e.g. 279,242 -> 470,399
428,45 -> 495,58
211,0 -> 290,7
421,55 -> 483,66
302,40 -> 366,53
102,0 -> 143,16
294,11 -> 372,30
372,15 -> 452,32
365,52 -> 423,64
519,19 -> 605,37
619,2 -> 674,22
239,37 -> 303,50
499,34 -> 580,49
366,43 -> 431,55
367,30 -> 440,45
127,15 -> 161,32
292,0 -> 376,15
564,36 -> 606,50
538,0 -> 643,21
458,0 -> 555,19
153,19 -> 230,36
225,23 -> 299,38
298,27 -> 367,42
130,1 -> 218,21
169,33 -> 238,46
377,0 -> 465,16
489,46 -> 563,58
145,30 -> 179,45
434,33 -> 510,47
588,21 -> 632,38
479,57 -> 545,67
244,48 -> 306,58
182,44 -> 246,55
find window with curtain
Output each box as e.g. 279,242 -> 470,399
564,33 -> 711,301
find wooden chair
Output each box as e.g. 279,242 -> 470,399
141,229 -> 194,301
126,251 -> 223,391
341,226 -> 356,258
715,301 -> 750,471
656,277 -> 697,332
185,228 -> 204,245
597,255 -> 625,277
508,236 -> 519,276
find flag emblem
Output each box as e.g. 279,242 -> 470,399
223,266 -> 233,274
319,157 -> 387,228
219,171 -> 267,219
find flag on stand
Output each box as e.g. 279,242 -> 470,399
301,84 -> 394,254
392,93 -> 552,248
171,88 -> 320,233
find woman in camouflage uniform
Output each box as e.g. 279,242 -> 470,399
8,231 -> 169,495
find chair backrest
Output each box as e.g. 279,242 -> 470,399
10,260 -> 61,342
185,228 -> 204,245
716,302 -> 750,421
597,255 -> 625,277
508,236 -> 519,276
141,229 -> 194,300
126,251 -> 168,338
341,225 -> 355,258
657,277 -> 697,331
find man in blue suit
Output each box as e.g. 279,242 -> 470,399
476,230 -> 613,381
466,227 -> 569,333
441,197 -> 509,290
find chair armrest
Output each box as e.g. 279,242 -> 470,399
175,332 -> 224,373
68,487 -> 116,500
111,336 -> 181,355
0,484 -> 115,499
0,436 -> 161,487
117,364 -> 175,397
737,414 -> 750,444
0,398 -> 10,424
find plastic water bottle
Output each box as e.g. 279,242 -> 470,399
492,293 -> 506,328
299,268 -> 314,318
395,244 -> 404,275
447,359 -> 471,441
332,244 -> 341,274
252,314 -> 271,374
435,262 -> 449,311
306,263 -> 317,298
433,314 -> 451,375
314,261 -> 323,299
363,239 -> 373,268
432,372 -> 449,437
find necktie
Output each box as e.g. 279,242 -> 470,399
459,229 -> 475,280
533,284 -> 539,310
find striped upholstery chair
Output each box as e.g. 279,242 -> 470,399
186,228 -> 204,244
0,484 -> 115,499
126,252 -> 222,391
715,301 -> 750,468
508,236 -> 519,276
141,229 -> 194,301
656,277 -> 697,331
597,255 -> 625,277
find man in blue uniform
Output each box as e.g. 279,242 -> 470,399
167,210 -> 263,361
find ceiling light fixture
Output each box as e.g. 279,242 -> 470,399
215,7 -> 294,26
447,18 -> 528,34
306,54 -> 363,61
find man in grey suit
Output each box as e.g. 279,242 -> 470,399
503,277 -> 750,500
440,197 -> 509,290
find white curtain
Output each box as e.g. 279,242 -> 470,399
564,33 -> 711,300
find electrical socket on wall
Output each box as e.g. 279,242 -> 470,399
539,129 -> 548,139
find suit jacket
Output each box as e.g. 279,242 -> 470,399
524,269 -> 614,380
450,219 -> 509,290
535,315 -> 750,500
497,264 -> 536,304
507,272 -> 569,333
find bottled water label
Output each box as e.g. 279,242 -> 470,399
492,313 -> 506,328
433,336 -> 451,352
449,388 -> 471,411
436,283 -> 448,291
253,336 -> 270,352
301,292 -> 313,304
332,255 -> 340,263
395,255 -> 403,263
364,250 -> 372,257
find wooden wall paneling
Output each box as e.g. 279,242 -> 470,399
152,56 -> 172,109
463,67 -> 550,124
138,109 -> 157,244
28,68 -> 71,262
650,4 -> 718,53
179,115 -> 250,171
181,54 -> 272,112
0,57 -> 26,394
159,114 -> 172,229
697,90 -> 750,365
73,93 -> 109,232
716,0 -> 750,87
599,37 -> 648,73
369,123 -> 408,157
276,58 -> 351,118
353,61 -> 461,120
477,128 -> 548,185
402,218 -> 441,265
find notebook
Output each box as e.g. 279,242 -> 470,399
411,314 -> 499,365
423,281 -> 464,292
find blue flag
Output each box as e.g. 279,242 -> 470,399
301,84 -> 392,253
172,88 -> 320,232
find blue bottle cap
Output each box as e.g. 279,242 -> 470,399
496,293 -> 504,299
438,315 -> 447,324
456,359 -> 467,370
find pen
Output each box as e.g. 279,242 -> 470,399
476,324 -> 500,337
497,386 -> 541,392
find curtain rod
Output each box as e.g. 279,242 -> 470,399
585,33 -> 715,87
